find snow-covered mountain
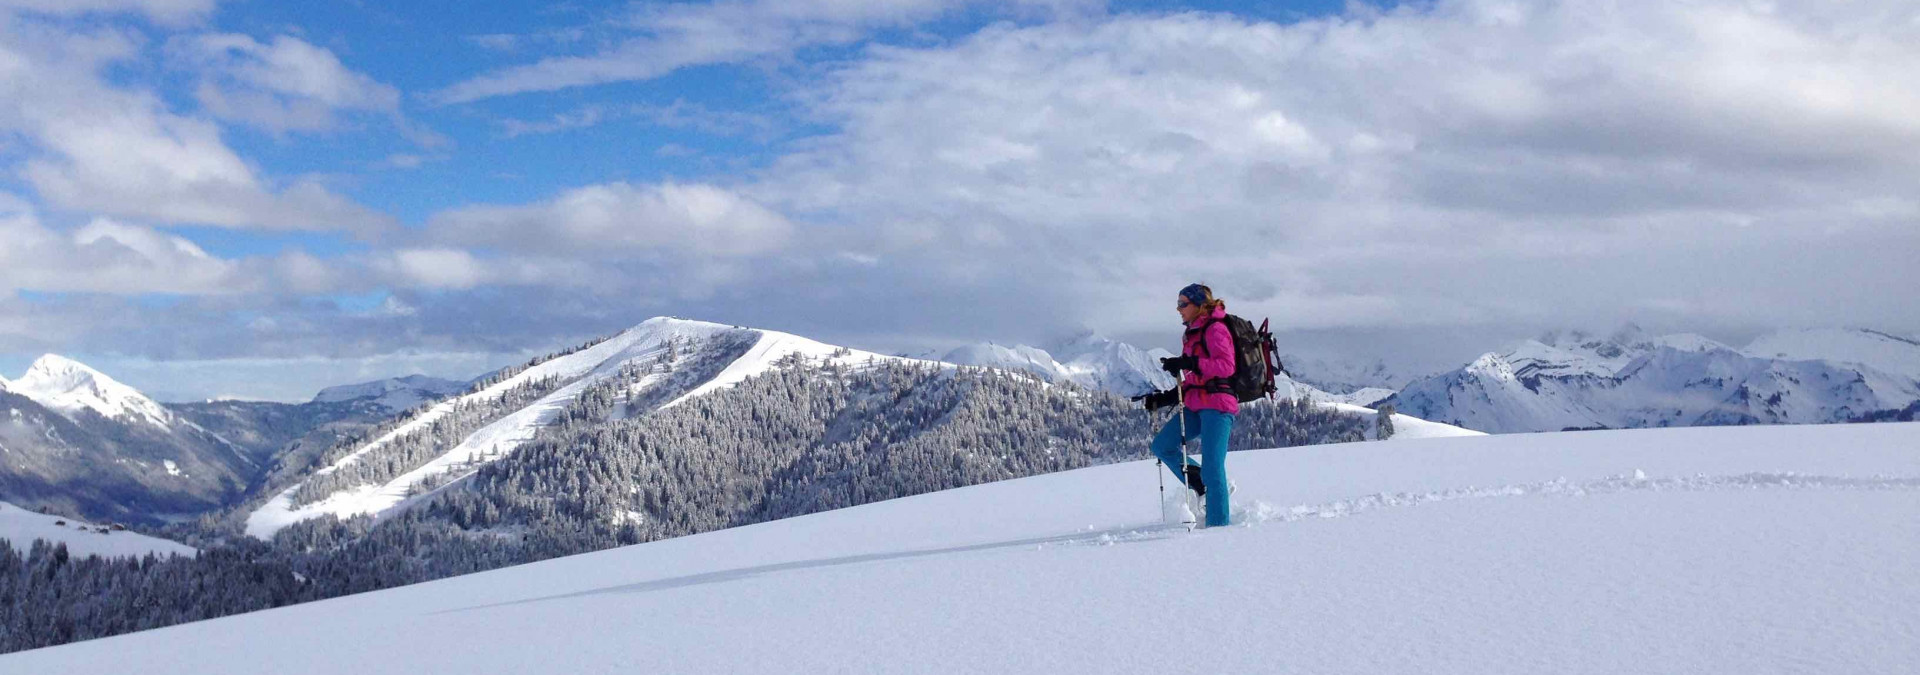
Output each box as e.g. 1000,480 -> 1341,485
0,500 -> 195,559
1744,328 -> 1920,381
13,422 -> 1914,673
1279,353 -> 1406,394
943,333 -> 1429,422
939,332 -> 1411,407
2,354 -> 173,428
1383,327 -> 1920,433
311,374 -> 469,412
244,317 -> 1447,541
0,355 -> 393,525
245,318 -> 924,538
942,331 -> 1175,396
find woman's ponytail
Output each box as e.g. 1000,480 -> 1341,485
1182,283 -> 1225,312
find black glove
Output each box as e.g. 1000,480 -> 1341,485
1130,389 -> 1180,411
1159,355 -> 1198,377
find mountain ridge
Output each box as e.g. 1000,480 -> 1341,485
1385,327 -> 1920,433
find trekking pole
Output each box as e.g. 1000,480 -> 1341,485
1176,382 -> 1191,527
1150,404 -> 1163,520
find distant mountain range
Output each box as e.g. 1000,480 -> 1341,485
241,317 -> 1424,540
940,330 -> 1176,397
1381,327 -> 1920,433
311,374 -> 470,412
0,358 -> 467,525
1276,353 -> 1405,395
7,320 -> 1917,531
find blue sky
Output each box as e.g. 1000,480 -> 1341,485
1,0 -> 1917,400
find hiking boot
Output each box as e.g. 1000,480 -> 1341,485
1183,464 -> 1206,497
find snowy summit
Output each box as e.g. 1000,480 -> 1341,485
245,317 -> 928,539
2,354 -> 172,428
942,331 -> 1176,397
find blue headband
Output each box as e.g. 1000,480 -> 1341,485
1179,284 -> 1208,307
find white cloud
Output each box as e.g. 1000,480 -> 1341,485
428,182 -> 793,258
0,20 -> 395,234
0,0 -> 217,26
498,100 -> 778,140
0,196 -> 396,300
9,0 -> 1920,395
741,2 -> 1920,337
433,0 -> 1104,103
389,248 -> 486,290
498,105 -> 606,137
0,208 -> 245,295
170,33 -> 402,134
465,33 -> 519,52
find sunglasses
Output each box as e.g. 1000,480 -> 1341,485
1176,299 -> 1193,309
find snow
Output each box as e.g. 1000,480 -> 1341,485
1289,382 -> 1396,408
311,375 -> 468,411
942,333 -> 1174,397
1745,327 -> 1920,381
1323,402 -> 1485,440
1391,327 -> 1920,433
31,423 -> 1900,674
659,326 -> 925,409
1335,386 -> 1396,406
1503,339 -> 1629,380
0,501 -> 196,560
247,318 -> 936,539
1648,332 -> 1728,352
4,354 -> 172,428
1278,353 -> 1405,392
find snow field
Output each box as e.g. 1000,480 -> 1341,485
12,422 -> 1917,673
0,501 -> 197,560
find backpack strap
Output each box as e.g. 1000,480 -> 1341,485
1184,316 -> 1231,391
1183,316 -> 1221,357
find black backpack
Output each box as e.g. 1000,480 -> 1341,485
1191,314 -> 1284,403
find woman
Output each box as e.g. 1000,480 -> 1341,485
1132,283 -> 1236,527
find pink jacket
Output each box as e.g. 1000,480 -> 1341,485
1180,306 -> 1239,415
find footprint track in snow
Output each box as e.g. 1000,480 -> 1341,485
1054,471 -> 1920,549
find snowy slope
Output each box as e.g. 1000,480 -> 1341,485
942,333 -> 1174,397
1322,402 -> 1484,440
663,326 -> 916,408
246,318 -> 928,539
1744,328 -> 1920,381
1044,331 -> 1177,396
941,342 -> 1062,380
311,375 -> 468,412
0,501 -> 195,559
1388,351 -> 1611,432
1277,377 -> 1397,408
14,423 -> 1915,673
1278,352 -> 1405,393
4,354 -> 172,428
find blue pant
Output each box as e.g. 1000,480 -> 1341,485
1151,409 -> 1234,527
